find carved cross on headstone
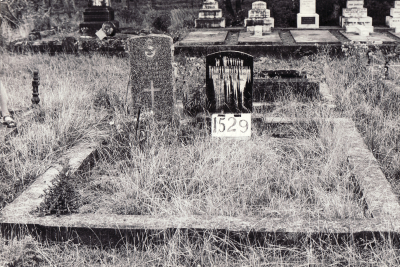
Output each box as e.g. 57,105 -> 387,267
143,80 -> 161,111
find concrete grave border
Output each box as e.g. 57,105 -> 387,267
2,116 -> 400,246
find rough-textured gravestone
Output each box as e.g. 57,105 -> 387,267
206,51 -> 253,113
79,0 -> 119,37
340,0 -> 373,36
297,0 -> 319,28
387,1 -> 400,33
127,34 -> 174,122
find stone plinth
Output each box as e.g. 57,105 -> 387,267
195,0 -> 225,28
386,1 -> 400,33
244,1 -> 274,35
297,0 -> 319,28
340,0 -> 373,36
79,3 -> 119,37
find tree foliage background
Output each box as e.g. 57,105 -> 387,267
0,0 -> 396,33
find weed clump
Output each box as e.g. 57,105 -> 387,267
37,172 -> 81,216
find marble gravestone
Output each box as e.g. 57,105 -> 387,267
244,1 -> 274,35
128,35 -> 174,122
195,0 -> 226,28
206,51 -> 253,114
79,0 -> 119,37
340,0 -> 373,36
297,0 -> 319,28
387,1 -> 400,33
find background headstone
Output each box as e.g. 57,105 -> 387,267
297,0 -> 319,28
340,0 -> 373,36
387,1 -> 400,33
195,0 -> 226,28
244,1 -> 274,35
206,51 -> 253,114
128,35 -> 174,122
79,0 -> 119,37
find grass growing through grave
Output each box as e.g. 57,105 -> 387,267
1,45 -> 400,265
80,118 -> 365,220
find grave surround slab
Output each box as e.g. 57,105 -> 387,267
290,30 -> 340,44
127,34 -> 174,122
2,118 -> 400,246
297,0 -> 319,28
237,31 -> 282,44
179,31 -> 228,45
340,31 -> 396,43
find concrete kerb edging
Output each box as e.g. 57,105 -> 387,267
1,118 -> 400,247
1,141 -> 100,219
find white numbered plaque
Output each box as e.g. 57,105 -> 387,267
212,114 -> 251,138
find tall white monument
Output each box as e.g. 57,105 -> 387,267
386,1 -> 400,33
297,0 -> 319,28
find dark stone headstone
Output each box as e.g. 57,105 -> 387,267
253,69 -> 319,103
206,51 -> 253,113
259,70 -> 307,79
127,35 -> 174,122
79,0 -> 119,37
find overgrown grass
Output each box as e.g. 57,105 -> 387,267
79,118 -> 365,220
2,44 -> 400,265
0,52 -> 124,210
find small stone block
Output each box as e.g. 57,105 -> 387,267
391,8 -> 400,18
95,29 -> 107,40
252,1 -> 267,10
347,1 -> 364,9
195,18 -> 226,28
297,13 -> 319,28
342,8 -> 367,17
254,25 -> 263,36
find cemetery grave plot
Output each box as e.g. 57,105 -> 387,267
237,31 -> 282,45
179,31 -> 228,46
2,49 -> 400,248
73,119 -> 367,221
290,30 -> 340,44
340,31 -> 396,43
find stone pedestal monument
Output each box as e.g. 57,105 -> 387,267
297,0 -> 319,28
244,1 -> 274,35
340,0 -> 373,36
386,1 -> 400,33
79,0 -> 120,37
195,0 -> 225,28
